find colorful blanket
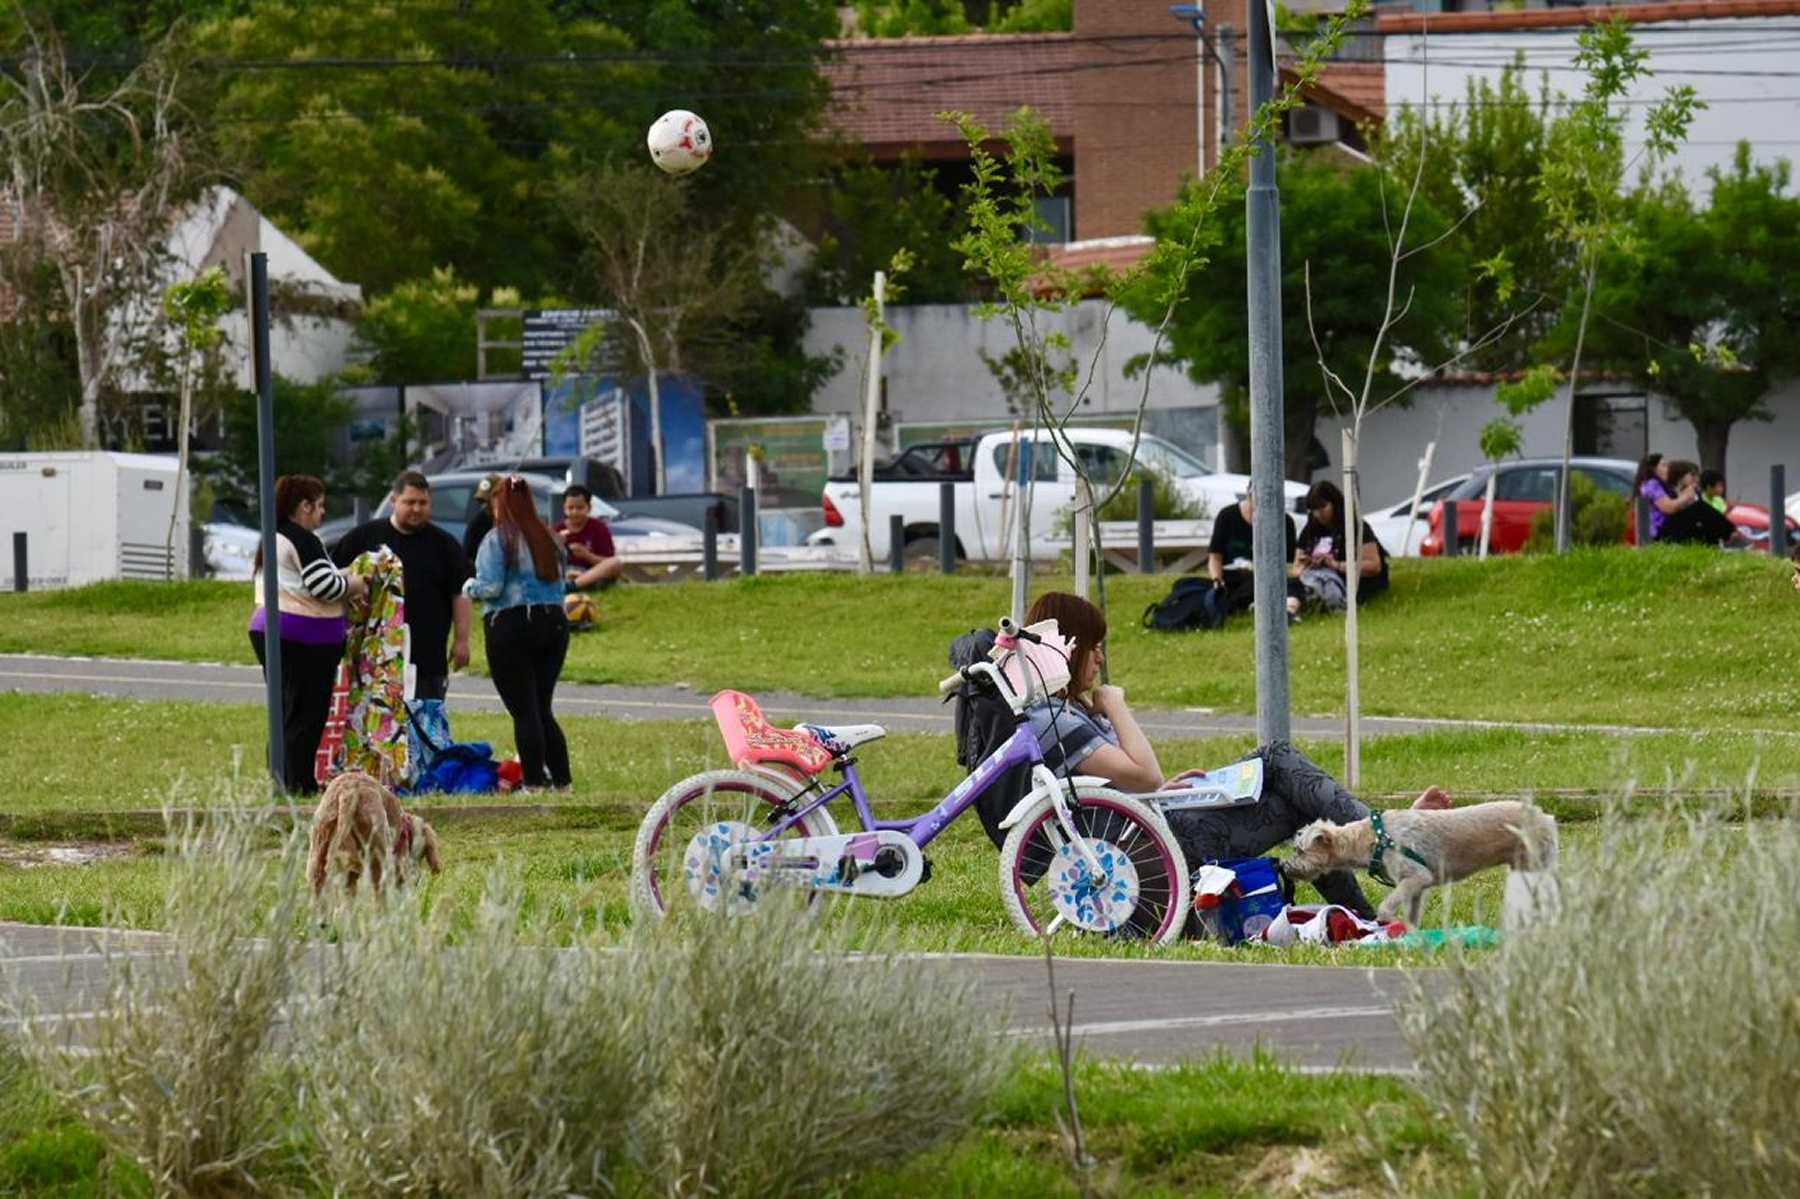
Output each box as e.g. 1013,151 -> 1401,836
315,549 -> 410,788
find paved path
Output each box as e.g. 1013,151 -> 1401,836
0,922 -> 1420,1072
0,652 -> 1739,742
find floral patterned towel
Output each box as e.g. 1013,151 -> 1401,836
315,549 -> 410,788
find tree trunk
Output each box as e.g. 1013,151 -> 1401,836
1693,419 -> 1732,476
1341,426 -> 1361,788
1555,255 -> 1599,554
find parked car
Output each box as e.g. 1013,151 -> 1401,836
809,427 -> 1309,563
1419,457 -> 1638,556
1787,488 -> 1800,531
1364,474 -> 1471,558
365,470 -> 700,549
1419,457 -> 1799,555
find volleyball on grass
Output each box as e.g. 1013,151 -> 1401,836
564,591 -> 599,629
646,109 -> 712,175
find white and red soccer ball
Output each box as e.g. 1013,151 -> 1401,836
646,110 -> 712,176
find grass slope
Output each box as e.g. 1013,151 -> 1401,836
0,547 -> 1793,727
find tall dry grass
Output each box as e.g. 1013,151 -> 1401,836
1401,795 -> 1800,1197
10,809 -> 1010,1197
13,809 -> 306,1197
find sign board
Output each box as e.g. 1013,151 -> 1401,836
579,386 -> 631,477
821,416 -> 852,453
521,308 -> 613,381
708,416 -> 838,511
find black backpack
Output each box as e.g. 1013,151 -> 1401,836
949,629 -> 1034,850
1142,576 -> 1226,632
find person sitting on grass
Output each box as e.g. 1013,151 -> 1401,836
1286,481 -> 1387,621
1019,591 -> 1449,920
1658,463 -> 1741,548
555,484 -> 622,589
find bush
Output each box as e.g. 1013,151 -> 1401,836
1524,470 -> 1629,551
14,810 -> 1010,1198
633,905 -> 1011,1197
1400,798 -> 1800,1196
13,809 -> 306,1197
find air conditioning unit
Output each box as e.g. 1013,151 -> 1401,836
1288,105 -> 1341,146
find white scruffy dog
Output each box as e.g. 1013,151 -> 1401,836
1284,800 -> 1558,929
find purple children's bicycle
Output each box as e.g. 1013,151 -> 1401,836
630,624 -> 1192,944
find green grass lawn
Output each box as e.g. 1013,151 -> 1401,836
0,1047 -> 1453,1198
0,694 -> 1784,959
2,546 -> 1795,727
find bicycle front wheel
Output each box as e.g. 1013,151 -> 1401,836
998,787 -> 1190,946
631,769 -> 838,920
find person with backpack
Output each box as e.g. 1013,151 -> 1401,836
1206,492 -> 1297,617
464,477 -> 572,792
1287,480 -> 1388,619
1015,591 -> 1450,919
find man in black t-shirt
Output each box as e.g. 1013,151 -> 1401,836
332,470 -> 474,702
1205,495 -> 1297,614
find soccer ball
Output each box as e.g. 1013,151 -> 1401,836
564,591 -> 599,630
646,109 -> 712,176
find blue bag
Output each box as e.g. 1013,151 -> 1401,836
404,700 -> 501,795
1198,857 -> 1289,945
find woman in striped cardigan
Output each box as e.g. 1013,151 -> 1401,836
248,474 -> 366,794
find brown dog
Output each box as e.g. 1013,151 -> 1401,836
307,770 -> 443,896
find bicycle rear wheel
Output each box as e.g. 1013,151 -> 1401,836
631,769 -> 838,920
998,787 -> 1190,946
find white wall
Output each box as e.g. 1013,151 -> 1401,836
1315,379 -> 1800,511
1386,18 -> 1800,187
804,298 -> 1223,426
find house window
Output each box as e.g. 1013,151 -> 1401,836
1573,393 -> 1647,462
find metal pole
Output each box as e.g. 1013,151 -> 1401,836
1772,464 -> 1789,558
1634,492 -> 1651,548
1246,1 -> 1290,744
858,271 -> 885,574
1441,500 -> 1459,558
1073,477 -> 1091,599
888,514 -> 905,574
938,481 -> 956,575
11,532 -> 24,592
702,506 -> 719,581
738,484 -> 757,577
1137,475 -> 1155,574
251,252 -> 285,791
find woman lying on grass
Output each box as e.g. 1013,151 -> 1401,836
1022,592 -> 1449,918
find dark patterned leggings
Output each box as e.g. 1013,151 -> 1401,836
1163,739 -> 1375,917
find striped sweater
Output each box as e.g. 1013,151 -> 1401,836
251,520 -> 349,620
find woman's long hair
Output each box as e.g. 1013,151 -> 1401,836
1632,453 -> 1663,494
1025,591 -> 1107,705
492,477 -> 561,582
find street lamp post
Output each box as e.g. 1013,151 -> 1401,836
1245,0 -> 1291,745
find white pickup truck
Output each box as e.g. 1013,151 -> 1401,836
808,427 -> 1310,563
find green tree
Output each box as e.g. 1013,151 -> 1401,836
1574,146 -> 1800,473
198,1 -> 635,297
194,375 -> 354,515
1531,17 -> 1700,551
1381,60 -> 1561,370
349,267 -> 482,386
161,265 -> 234,566
806,153 -> 968,306
1126,152 -> 1464,480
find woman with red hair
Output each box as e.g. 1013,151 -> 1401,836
463,477 -> 572,790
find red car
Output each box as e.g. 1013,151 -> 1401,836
1418,457 -> 1797,555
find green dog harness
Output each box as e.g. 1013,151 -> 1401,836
1367,810 -> 1434,888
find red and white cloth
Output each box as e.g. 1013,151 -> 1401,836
1257,904 -> 1407,946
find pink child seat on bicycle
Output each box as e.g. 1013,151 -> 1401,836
710,690 -> 835,776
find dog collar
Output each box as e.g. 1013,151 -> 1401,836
1367,810 -> 1433,888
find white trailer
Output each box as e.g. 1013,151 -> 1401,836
0,451 -> 191,589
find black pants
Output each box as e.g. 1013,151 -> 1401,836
484,604 -> 571,787
1165,740 -> 1376,917
248,631 -> 344,795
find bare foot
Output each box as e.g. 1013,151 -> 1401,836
1411,785 -> 1451,811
